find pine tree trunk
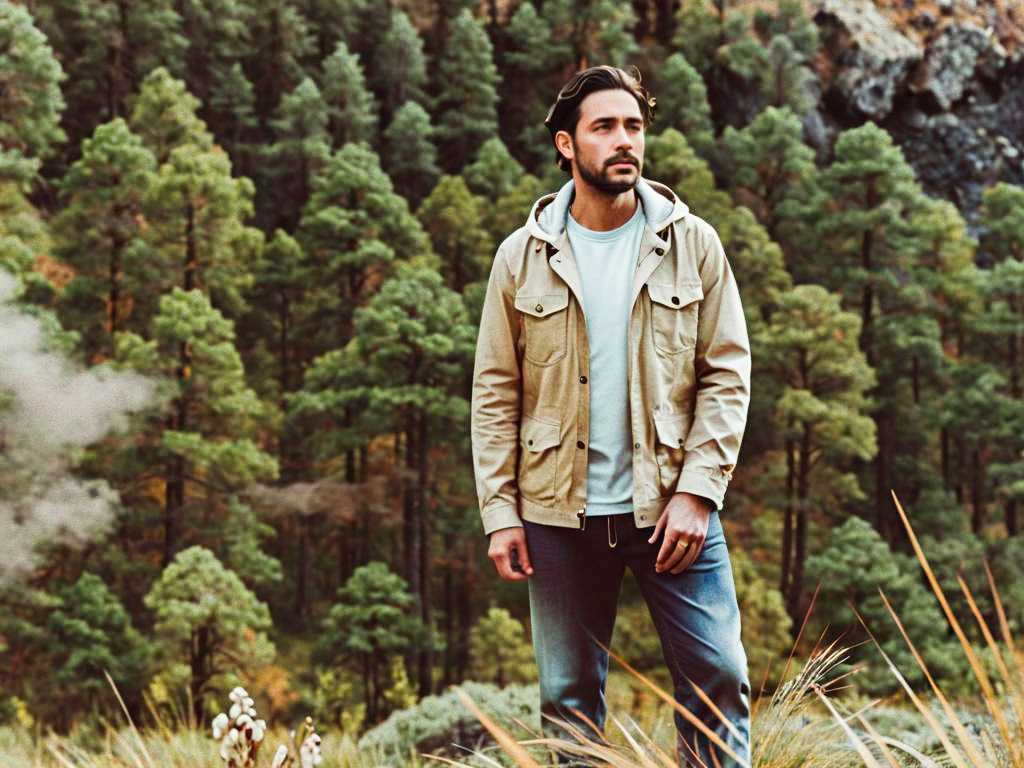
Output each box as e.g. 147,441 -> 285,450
787,426 -> 811,626
971,446 -> 985,533
416,414 -> 433,696
780,437 -> 795,596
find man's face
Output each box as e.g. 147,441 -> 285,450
558,89 -> 645,195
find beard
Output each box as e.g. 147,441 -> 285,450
573,143 -> 642,195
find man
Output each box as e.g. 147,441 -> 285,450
471,65 -> 751,767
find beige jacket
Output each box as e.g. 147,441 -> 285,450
471,178 -> 750,535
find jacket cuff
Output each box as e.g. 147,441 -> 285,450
675,467 -> 729,511
481,501 -> 522,535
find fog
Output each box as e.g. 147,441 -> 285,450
0,270 -> 156,583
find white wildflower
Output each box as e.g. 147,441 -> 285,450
300,732 -> 323,768
212,712 -> 229,740
227,728 -> 239,745
270,745 -> 288,768
229,702 -> 242,719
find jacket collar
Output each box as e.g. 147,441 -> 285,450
524,177 -> 690,246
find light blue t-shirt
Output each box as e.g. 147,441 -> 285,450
566,204 -> 645,516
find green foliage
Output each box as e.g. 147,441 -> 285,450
143,143 -> 262,317
316,562 -> 431,722
0,0 -> 66,185
806,517 -> 964,695
48,574 -> 151,718
371,11 -> 428,125
417,176 -> 492,293
262,76 -> 331,230
144,546 -> 274,717
359,680 -> 539,761
464,139 -> 524,200
467,607 -> 536,686
981,182 -> 1024,262
128,67 -> 213,164
652,54 -> 714,160
297,142 -> 430,349
434,9 -> 501,172
383,101 -> 440,208
222,498 -> 283,588
52,118 -> 157,361
321,42 -> 377,148
722,107 -> 815,240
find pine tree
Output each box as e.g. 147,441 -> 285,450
434,9 -> 501,173
117,288 -> 278,564
321,42 -> 377,148
261,77 -> 331,231
208,62 -> 259,177
722,107 -> 815,241
315,562 -> 430,723
301,265 -> 475,696
371,11 -> 428,128
128,67 -> 214,164
543,0 -> 639,69
382,101 -> 440,209
242,0 -> 312,122
502,0 -> 572,169
297,142 -> 431,351
0,0 -> 66,185
653,54 -> 715,161
807,517 -> 964,694
48,573 -> 151,728
417,176 -> 492,293
142,143 -> 262,318
28,0 -> 184,155
463,138 -> 524,200
468,607 -> 535,686
52,118 -> 157,363
144,546 -> 274,722
758,285 -> 876,623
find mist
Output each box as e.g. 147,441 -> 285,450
0,270 -> 157,583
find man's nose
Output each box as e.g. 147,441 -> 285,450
612,124 -> 632,148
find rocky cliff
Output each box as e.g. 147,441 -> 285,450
810,0 -> 1023,229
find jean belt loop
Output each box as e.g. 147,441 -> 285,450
607,516 -> 618,548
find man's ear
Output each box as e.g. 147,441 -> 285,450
554,130 -> 574,165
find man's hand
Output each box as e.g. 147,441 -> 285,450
648,493 -> 712,574
488,527 -> 534,581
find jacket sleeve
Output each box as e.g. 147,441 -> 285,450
676,223 -> 751,508
471,245 -> 523,535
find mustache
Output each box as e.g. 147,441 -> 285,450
604,151 -> 639,168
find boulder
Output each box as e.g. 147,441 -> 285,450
814,0 -> 923,120
909,24 -> 991,111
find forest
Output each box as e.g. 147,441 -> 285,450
2,0 -> 1024,763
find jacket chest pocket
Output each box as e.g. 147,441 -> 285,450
515,290 -> 569,366
647,281 -> 703,355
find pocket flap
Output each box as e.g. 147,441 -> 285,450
647,281 -> 703,310
653,414 -> 691,448
521,417 -> 561,452
515,292 -> 569,318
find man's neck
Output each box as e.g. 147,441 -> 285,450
569,181 -> 638,232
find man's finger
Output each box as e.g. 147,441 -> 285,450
647,512 -> 667,545
670,538 -> 704,574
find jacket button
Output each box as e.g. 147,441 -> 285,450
678,438 -> 684,445
535,244 -> 542,252
527,439 -> 534,446
579,375 -> 587,384
535,304 -> 543,312
634,442 -> 640,450
671,296 -> 680,305
656,248 -> 665,255
576,440 -> 585,449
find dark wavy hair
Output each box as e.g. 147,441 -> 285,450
544,65 -> 656,172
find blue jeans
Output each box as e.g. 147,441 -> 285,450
524,512 -> 751,767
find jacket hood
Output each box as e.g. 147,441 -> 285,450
524,177 -> 690,244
